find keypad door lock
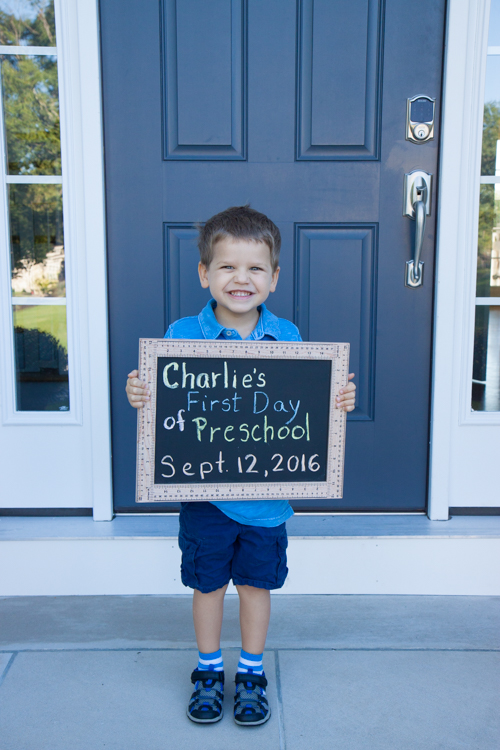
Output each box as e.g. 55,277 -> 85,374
406,95 -> 435,143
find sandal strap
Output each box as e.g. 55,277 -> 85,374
234,696 -> 269,711
190,695 -> 223,711
191,688 -> 223,703
235,672 -> 267,688
191,669 -> 225,685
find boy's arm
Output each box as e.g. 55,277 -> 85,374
126,370 -> 150,409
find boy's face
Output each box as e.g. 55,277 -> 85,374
198,238 -> 280,317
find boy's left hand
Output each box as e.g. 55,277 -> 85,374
336,373 -> 356,412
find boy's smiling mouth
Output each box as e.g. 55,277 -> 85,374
228,290 -> 253,297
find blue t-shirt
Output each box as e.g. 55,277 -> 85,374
164,299 -> 300,527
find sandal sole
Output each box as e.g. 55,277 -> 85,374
234,707 -> 271,727
187,707 -> 224,724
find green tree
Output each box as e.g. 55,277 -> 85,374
481,102 -> 500,176
476,102 -> 500,295
0,2 -> 63,286
0,1 -> 55,47
9,182 -> 63,268
1,54 -> 60,174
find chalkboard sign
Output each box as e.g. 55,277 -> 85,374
136,339 -> 349,503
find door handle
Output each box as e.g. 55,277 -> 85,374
403,170 -> 432,288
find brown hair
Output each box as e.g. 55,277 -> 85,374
198,205 -> 281,271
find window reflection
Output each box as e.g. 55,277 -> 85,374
489,0 -> 500,47
480,100 -> 500,177
0,1 -> 56,47
472,307 -> 500,412
0,54 -> 61,175
13,304 -> 69,411
476,184 -> 500,297
9,183 -> 65,296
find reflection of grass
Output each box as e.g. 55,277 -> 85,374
13,305 -> 67,351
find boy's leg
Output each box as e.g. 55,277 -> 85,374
233,585 -> 271,726
193,584 -> 228,653
179,503 -> 239,723
235,584 -> 270,654
187,586 -> 228,724
231,520 -> 287,728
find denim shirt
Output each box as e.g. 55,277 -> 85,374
164,299 -> 300,527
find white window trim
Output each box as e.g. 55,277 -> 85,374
0,0 -> 113,519
459,41 -> 500,425
429,0 -> 497,520
457,3 -> 500,427
0,0 -> 82,426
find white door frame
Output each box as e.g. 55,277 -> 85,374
429,0 -> 498,518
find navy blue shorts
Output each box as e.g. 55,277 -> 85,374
178,502 -> 288,594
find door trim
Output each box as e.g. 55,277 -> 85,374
429,0 -> 497,518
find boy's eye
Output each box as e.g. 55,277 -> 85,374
250,266 -> 263,271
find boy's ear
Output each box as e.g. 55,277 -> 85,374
270,266 -> 280,293
198,262 -> 210,288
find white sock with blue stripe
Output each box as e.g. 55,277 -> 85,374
197,649 -> 224,672
237,649 -> 264,675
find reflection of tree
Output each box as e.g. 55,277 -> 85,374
481,102 -> 500,176
1,54 -> 60,174
14,324 -> 69,412
14,325 -> 67,374
477,185 -> 496,295
9,183 -> 64,294
477,102 -> 500,296
0,1 -> 55,47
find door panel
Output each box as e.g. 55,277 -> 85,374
100,0 -> 446,512
297,0 -> 382,158
163,0 -> 246,159
164,225 -> 211,322
295,225 -> 376,421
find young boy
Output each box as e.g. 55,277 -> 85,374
126,206 -> 356,726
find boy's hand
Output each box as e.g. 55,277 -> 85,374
126,370 -> 150,408
336,373 -> 356,412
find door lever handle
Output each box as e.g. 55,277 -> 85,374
403,170 -> 432,288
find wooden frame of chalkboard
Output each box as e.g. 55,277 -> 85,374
135,339 -> 349,503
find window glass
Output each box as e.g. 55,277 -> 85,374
472,4 -> 500,412
9,183 -> 65,297
472,306 -> 500,412
476,184 -> 500,297
0,1 -> 56,47
480,101 -> 500,177
483,55 -> 500,106
1,2 -> 70,414
13,303 -> 69,411
0,54 -> 61,175
488,0 -> 500,46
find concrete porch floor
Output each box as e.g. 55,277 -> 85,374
0,595 -> 499,749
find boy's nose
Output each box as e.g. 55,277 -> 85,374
234,269 -> 249,283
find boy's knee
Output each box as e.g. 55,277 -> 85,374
194,583 -> 228,598
236,584 -> 270,598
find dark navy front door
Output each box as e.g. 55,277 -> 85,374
100,0 -> 446,512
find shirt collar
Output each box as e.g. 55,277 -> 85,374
198,299 -> 281,340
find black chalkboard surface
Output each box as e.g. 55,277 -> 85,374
136,339 -> 349,503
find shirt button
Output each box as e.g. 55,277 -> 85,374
226,331 -> 232,336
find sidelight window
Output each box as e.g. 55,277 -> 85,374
472,0 -> 500,412
0,0 -> 70,414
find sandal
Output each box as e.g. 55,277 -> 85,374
234,672 -> 271,726
187,669 -> 224,723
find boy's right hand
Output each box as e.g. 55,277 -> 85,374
126,370 -> 150,408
